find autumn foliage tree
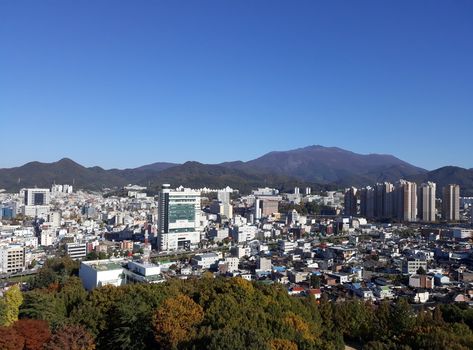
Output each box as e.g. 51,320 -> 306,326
14,319 -> 51,350
154,294 -> 204,349
45,324 -> 95,350
0,319 -> 51,350
0,325 -> 24,350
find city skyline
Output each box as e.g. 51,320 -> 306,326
1,1 -> 473,169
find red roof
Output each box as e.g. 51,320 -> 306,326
307,289 -> 321,295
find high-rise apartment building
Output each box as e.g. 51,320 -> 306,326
394,180 -> 417,222
418,182 -> 436,222
442,184 -> 460,221
344,187 -> 358,216
374,182 -> 394,219
158,185 -> 201,251
360,186 -> 375,219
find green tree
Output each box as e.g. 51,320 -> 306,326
0,285 -> 23,326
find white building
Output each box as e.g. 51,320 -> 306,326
21,188 -> 51,218
256,257 -> 271,271
66,243 -> 87,260
157,185 -> 202,251
418,182 -> 436,222
191,252 -> 222,269
278,240 -> 295,254
79,259 -> 163,291
223,257 -> 239,273
0,245 -> 25,274
452,228 -> 473,240
231,225 -> 257,242
40,231 -> 55,246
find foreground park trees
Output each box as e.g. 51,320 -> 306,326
0,285 -> 23,326
44,324 -> 96,350
0,319 -> 51,350
7,261 -> 473,350
154,294 -> 204,349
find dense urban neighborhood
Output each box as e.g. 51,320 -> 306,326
1,179 -> 473,349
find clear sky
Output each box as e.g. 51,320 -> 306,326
1,1 -> 472,170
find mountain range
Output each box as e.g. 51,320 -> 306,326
0,145 -> 472,195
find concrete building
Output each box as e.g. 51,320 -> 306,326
395,180 -> 417,222
254,196 -> 281,219
374,182 -> 394,219
191,252 -> 222,269
418,182 -> 436,222
21,188 -> 51,218
344,187 -> 358,217
40,231 -> 55,246
223,257 -> 239,273
452,228 -> 473,240
256,257 -> 271,271
409,274 -> 434,289
66,243 -> 87,260
157,185 -> 201,251
403,259 -> 427,275
443,184 -> 460,222
79,259 -> 163,291
360,187 -> 375,219
0,245 -> 25,274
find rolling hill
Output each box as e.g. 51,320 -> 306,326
0,146 -> 470,194
220,145 -> 426,185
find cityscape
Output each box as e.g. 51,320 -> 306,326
2,1 -> 473,350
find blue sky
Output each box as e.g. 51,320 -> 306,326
1,1 -> 472,170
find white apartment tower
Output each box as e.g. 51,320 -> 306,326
442,184 -> 460,222
395,180 -> 417,222
418,182 -> 436,222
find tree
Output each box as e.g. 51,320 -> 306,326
310,274 -> 321,289
416,266 -> 426,275
20,290 -> 66,328
269,339 -> 298,350
0,325 -> 25,350
0,285 -> 23,326
154,294 -> 204,349
59,276 -> 87,316
390,298 -> 415,339
45,324 -> 95,350
14,319 -> 51,350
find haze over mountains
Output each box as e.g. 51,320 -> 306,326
0,145 -> 472,195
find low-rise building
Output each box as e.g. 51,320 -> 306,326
0,245 -> 25,274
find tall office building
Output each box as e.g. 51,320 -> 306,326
215,190 -> 233,219
22,188 -> 50,206
158,185 -> 201,251
360,186 -> 375,219
374,182 -> 394,219
442,184 -> 460,222
394,180 -> 417,222
20,188 -> 51,218
418,182 -> 436,222
344,187 -> 358,216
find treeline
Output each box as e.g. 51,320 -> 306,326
0,258 -> 473,349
